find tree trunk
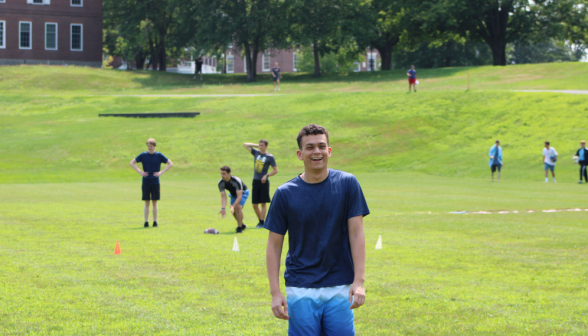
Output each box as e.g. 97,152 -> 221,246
489,41 -> 507,66
373,34 -> 399,71
148,36 -> 158,70
313,43 -> 321,77
251,46 -> 259,80
244,43 -> 253,82
377,46 -> 393,71
158,38 -> 166,71
135,50 -> 146,70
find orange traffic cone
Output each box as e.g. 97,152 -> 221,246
114,241 -> 121,255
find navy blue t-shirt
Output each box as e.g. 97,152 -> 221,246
265,169 -> 370,288
408,69 -> 416,79
135,151 -> 169,185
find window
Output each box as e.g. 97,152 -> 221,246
71,0 -> 82,6
243,57 -> 246,72
262,52 -> 270,72
45,23 -> 57,50
33,0 -> 43,3
19,22 -> 32,49
71,24 -> 83,51
27,0 -> 50,4
226,55 -> 234,73
367,52 -> 377,71
353,61 -> 360,72
0,21 -> 5,49
293,53 -> 298,72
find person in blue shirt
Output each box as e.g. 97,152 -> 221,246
272,62 -> 282,92
407,65 -> 417,92
575,140 -> 588,183
130,138 -> 173,228
488,140 -> 503,182
265,124 -> 369,335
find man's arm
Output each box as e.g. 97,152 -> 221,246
154,159 -> 174,177
267,231 -> 289,320
243,143 -> 259,152
130,159 -> 148,177
348,215 -> 366,309
218,192 -> 227,218
261,166 -> 278,184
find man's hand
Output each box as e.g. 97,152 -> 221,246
139,171 -> 148,177
271,292 -> 289,320
490,156 -> 494,159
153,171 -> 162,177
218,209 -> 226,218
349,282 -> 366,309
261,175 -> 268,184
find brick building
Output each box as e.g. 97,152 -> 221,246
0,0 -> 102,67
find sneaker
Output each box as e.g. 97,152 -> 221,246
236,226 -> 243,233
553,179 -> 556,183
256,223 -> 264,229
278,87 -> 280,91
241,223 -> 247,230
144,222 -> 149,228
579,181 -> 583,184
153,221 -> 158,227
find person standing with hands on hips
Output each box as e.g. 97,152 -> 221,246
543,141 -> 558,183
265,124 -> 369,335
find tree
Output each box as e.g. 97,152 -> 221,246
288,0 -> 359,77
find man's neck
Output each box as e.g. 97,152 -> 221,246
223,176 -> 231,182
259,149 -> 267,154
301,168 -> 329,184
148,150 -> 155,154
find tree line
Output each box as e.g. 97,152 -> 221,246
104,0 -> 588,81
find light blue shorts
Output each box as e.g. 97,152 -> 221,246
230,189 -> 249,207
544,163 -> 555,172
286,285 -> 355,336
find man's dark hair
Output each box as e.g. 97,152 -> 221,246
545,141 -> 550,145
259,139 -> 268,146
220,166 -> 231,173
297,124 -> 329,149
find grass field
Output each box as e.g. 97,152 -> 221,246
1,63 -> 588,335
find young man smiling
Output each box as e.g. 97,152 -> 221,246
265,124 -> 369,335
130,138 -> 174,228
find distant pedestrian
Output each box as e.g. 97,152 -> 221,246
543,141 -> 558,183
130,138 -> 174,228
194,56 -> 203,80
272,62 -> 282,91
489,140 -> 503,182
407,65 -> 417,92
575,140 -> 588,183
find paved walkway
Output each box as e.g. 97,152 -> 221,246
107,94 -> 279,97
513,90 -> 588,95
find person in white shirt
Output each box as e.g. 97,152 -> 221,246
542,141 -> 558,183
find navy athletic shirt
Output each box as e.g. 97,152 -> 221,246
272,67 -> 280,78
408,69 -> 416,79
265,169 -> 370,288
135,151 -> 168,185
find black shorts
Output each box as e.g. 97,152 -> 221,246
142,183 -> 160,201
273,76 -> 279,82
251,179 -> 271,204
491,164 -> 502,173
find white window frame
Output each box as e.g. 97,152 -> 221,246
0,21 -> 5,49
70,23 -> 83,51
0,0 -> 6,4
367,52 -> 377,71
45,22 -> 58,50
262,52 -> 270,72
293,52 -> 298,72
226,55 -> 234,73
243,57 -> 246,72
353,61 -> 360,72
70,0 -> 82,6
28,0 -> 50,4
19,21 -> 32,50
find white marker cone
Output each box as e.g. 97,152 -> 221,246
375,235 -> 382,250
232,237 -> 240,252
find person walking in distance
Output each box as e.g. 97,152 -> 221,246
218,166 -> 249,233
407,65 -> 417,92
194,56 -> 204,80
265,124 -> 369,335
243,140 -> 278,228
272,62 -> 282,91
130,138 -> 174,228
489,140 -> 503,182
575,140 -> 588,183
543,141 -> 558,183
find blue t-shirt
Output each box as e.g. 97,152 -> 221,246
408,69 -> 416,79
265,169 -> 370,288
135,151 -> 168,185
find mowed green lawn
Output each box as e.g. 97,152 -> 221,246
1,175 -> 587,335
1,64 -> 588,335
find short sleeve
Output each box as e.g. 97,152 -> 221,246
270,156 -> 277,167
251,148 -> 259,156
158,153 -> 169,163
554,149 -> 558,156
218,181 -> 225,193
345,176 -> 370,219
264,189 -> 288,235
135,153 -> 144,163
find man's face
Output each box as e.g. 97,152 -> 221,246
259,142 -> 267,152
221,170 -> 230,181
147,144 -> 156,153
297,134 -> 331,171
411,66 -> 414,70
275,62 -> 278,67
496,142 -> 500,146
582,142 -> 586,148
545,143 -> 550,149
